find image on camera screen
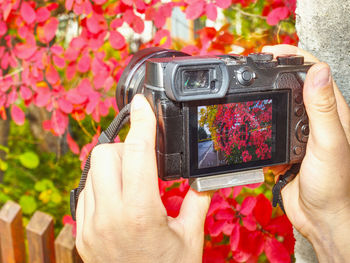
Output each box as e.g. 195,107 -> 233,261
197,99 -> 273,169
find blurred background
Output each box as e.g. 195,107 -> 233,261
0,0 -> 297,262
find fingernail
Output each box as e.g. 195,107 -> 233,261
132,95 -> 145,112
313,67 -> 331,89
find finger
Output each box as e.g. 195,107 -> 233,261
76,189 -> 85,240
89,143 -> 123,213
262,44 -> 319,63
83,172 -> 95,223
333,82 -> 350,143
122,94 -> 161,206
176,189 -> 212,237
303,63 -> 348,156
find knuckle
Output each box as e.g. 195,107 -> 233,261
309,92 -> 337,115
90,144 -> 114,161
124,139 -> 153,154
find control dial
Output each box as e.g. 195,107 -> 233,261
277,55 -> 304,65
236,66 -> 256,86
248,52 -> 273,62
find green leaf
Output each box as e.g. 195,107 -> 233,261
0,145 -> 9,153
51,191 -> 62,204
19,151 -> 39,169
34,179 -> 54,192
19,195 -> 37,215
0,159 -> 8,171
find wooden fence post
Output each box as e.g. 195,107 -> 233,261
55,224 -> 82,263
26,211 -> 56,263
0,201 -> 25,263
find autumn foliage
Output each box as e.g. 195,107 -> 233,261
1,0 -> 298,261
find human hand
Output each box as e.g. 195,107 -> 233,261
263,45 -> 350,261
75,94 -> 212,263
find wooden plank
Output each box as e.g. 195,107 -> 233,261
26,211 -> 55,263
0,201 -> 25,263
55,225 -> 82,263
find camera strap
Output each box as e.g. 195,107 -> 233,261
272,163 -> 301,213
70,104 -> 131,221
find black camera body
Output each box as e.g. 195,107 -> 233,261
116,48 -> 312,191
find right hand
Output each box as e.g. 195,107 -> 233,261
263,45 -> 350,261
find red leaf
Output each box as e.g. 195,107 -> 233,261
77,54 -> 91,73
36,7 -> 50,23
206,3 -> 217,21
44,17 -> 59,43
67,132 -> 80,154
42,120 -> 52,131
232,185 -> 243,198
186,1 -> 204,20
240,196 -> 256,215
131,16 -> 144,34
0,21 -> 7,37
219,187 -> 232,198
93,0 -> 107,4
62,215 -> 76,236
266,7 -> 290,26
58,98 -> 73,114
209,220 -> 226,237
86,13 -> 104,34
46,65 -> 60,85
53,55 -> 65,68
109,31 -> 126,50
14,43 -> 37,60
230,224 -> 240,251
208,192 -> 231,215
21,2 -> 36,24
216,0 -> 231,8
215,208 -> 234,220
51,110 -> 68,136
111,18 -> 123,29
253,194 -> 272,227
242,214 -> 257,231
51,45 -> 64,55
11,105 -> 25,125
265,237 -> 291,263
20,86 -> 32,100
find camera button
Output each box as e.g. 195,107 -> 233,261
294,106 -> 304,117
236,67 -> 255,86
248,52 -> 273,62
296,119 -> 309,143
294,93 -> 303,104
301,124 -> 310,136
277,55 -> 304,65
293,146 -> 302,155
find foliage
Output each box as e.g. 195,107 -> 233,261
0,0 -> 298,261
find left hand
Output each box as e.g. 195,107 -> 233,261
75,94 -> 212,263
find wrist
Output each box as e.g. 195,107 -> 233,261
305,206 -> 350,262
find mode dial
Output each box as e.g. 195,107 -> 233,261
236,66 -> 256,86
248,52 -> 273,62
277,55 -> 304,65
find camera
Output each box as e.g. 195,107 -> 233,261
116,47 -> 312,191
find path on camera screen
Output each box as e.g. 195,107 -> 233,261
198,140 -> 218,168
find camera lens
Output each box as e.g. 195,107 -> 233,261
116,47 -> 189,111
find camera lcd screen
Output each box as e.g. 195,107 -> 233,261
197,99 -> 272,169
188,91 -> 288,177
183,70 -> 209,89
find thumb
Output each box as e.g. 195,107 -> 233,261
177,189 -> 212,236
303,63 -> 346,150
